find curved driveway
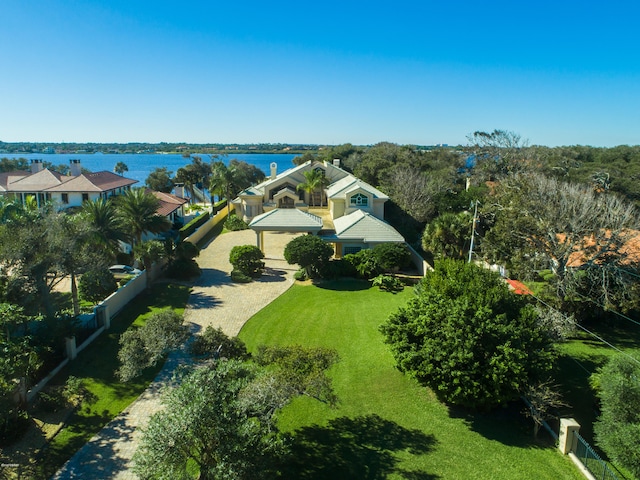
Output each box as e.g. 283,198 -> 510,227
53,230 -> 300,479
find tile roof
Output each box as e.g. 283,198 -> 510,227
149,190 -> 189,217
328,209 -> 404,243
3,169 -> 137,193
249,208 -> 323,232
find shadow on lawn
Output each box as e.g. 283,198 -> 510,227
280,414 -> 439,480
448,401 -> 554,449
315,278 -> 372,292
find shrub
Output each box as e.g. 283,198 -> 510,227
0,396 -> 27,446
372,243 -> 412,272
592,354 -> 640,477
179,211 -> 211,239
165,259 -> 201,280
230,270 -> 253,283
117,309 -> 188,381
78,268 -> 118,303
319,259 -> 356,279
37,376 -> 91,412
293,269 -> 308,281
190,326 -> 250,360
284,235 -> 333,278
371,274 -> 404,292
229,245 -> 264,278
344,249 -> 382,279
224,215 -> 249,231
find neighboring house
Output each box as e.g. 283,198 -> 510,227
148,190 -> 189,227
0,159 -> 137,209
235,159 -> 403,255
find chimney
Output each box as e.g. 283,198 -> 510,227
30,159 -> 43,173
69,159 -> 82,176
333,158 -> 340,167
174,183 -> 185,198
270,162 -> 277,180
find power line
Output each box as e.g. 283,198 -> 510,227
528,291 -> 640,368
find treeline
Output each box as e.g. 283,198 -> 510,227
0,141 -> 320,155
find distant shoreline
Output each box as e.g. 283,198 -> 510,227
0,142 -> 324,156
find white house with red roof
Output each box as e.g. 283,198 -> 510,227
0,159 -> 137,209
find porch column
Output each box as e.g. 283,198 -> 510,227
256,231 -> 264,253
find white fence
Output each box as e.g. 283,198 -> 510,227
185,204 -> 233,245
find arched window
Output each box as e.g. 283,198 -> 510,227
350,193 -> 368,207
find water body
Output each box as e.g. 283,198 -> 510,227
0,153 -> 298,186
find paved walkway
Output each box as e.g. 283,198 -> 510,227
53,230 -> 300,479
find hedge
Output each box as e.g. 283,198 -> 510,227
179,211 -> 211,240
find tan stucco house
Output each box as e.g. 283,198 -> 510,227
233,159 -> 404,255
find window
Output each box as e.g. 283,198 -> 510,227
61,193 -> 69,204
82,193 -> 89,202
350,193 -> 368,207
344,246 -> 362,255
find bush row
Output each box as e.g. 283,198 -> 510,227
179,211 -> 211,239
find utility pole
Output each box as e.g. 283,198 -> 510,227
468,200 -> 479,263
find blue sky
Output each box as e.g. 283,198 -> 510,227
1,0 -> 639,147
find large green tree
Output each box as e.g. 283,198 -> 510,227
133,346 -> 338,479
592,354 -> 640,478
380,260 -> 555,410
145,167 -> 174,193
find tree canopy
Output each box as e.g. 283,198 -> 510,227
133,344 -> 338,479
592,354 -> 640,478
380,260 -> 555,410
283,235 -> 334,278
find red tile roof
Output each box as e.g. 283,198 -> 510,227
506,279 -> 533,295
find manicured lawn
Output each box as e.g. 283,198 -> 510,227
239,279 -> 582,480
35,283 -> 191,479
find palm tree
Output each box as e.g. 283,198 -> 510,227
116,189 -> 171,247
47,212 -> 94,316
133,240 -> 166,290
114,162 -> 129,176
0,197 -> 23,224
210,161 -> 245,216
296,169 -> 328,207
81,198 -> 127,259
422,212 -> 472,260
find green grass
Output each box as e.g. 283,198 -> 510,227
36,283 -> 192,478
239,279 -> 582,480
555,318 -> 640,442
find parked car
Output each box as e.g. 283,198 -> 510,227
108,265 -> 142,279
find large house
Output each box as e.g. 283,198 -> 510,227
0,159 -> 137,209
233,159 -> 405,256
